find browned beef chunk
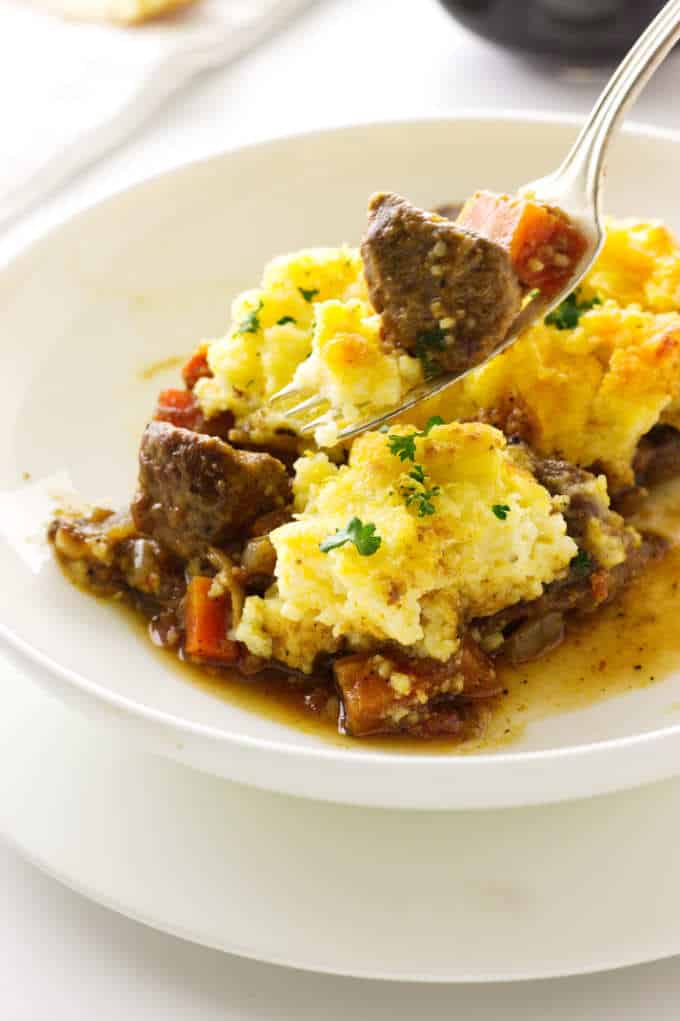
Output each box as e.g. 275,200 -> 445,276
633,425 -> 680,487
334,638 -> 500,738
360,192 -> 522,377
480,533 -> 659,664
532,457 -> 618,548
49,509 -> 184,606
474,454 -> 665,664
131,421 -> 290,559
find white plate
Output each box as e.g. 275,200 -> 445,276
5,658 -> 680,983
2,114 -> 680,811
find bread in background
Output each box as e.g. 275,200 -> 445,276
33,0 -> 200,25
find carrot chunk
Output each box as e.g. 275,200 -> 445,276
457,191 -> 587,297
154,388 -> 234,439
184,576 -> 240,664
154,388 -> 204,431
182,344 -> 211,390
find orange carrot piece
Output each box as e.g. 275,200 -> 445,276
184,576 -> 240,664
154,388 -> 204,431
457,191 -> 587,298
182,344 -> 211,390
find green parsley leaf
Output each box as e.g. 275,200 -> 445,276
235,300 -> 263,336
299,287 -> 319,303
423,415 -> 444,434
415,326 -> 446,379
386,416 -> 444,463
491,504 -> 511,520
408,464 -> 427,486
401,463 -> 440,517
545,291 -> 601,331
319,517 -> 382,557
387,433 -> 417,462
403,485 -> 440,517
570,549 -> 594,574
277,315 -> 296,326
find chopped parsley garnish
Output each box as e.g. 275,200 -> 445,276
570,549 -> 594,574
415,326 -> 446,379
545,291 -> 601,331
298,287 -> 319,303
491,504 -> 511,520
319,517 -> 382,556
277,315 -> 296,326
388,433 -> 418,462
387,416 -> 444,462
401,463 -> 441,517
423,415 -> 444,433
235,300 -> 263,336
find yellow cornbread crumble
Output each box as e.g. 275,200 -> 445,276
235,422 -> 576,672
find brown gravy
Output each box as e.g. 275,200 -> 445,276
91,478 -> 680,752
138,540 -> 678,753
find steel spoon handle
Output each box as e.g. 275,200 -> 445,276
527,0 -> 680,221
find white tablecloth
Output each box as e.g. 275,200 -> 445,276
3,0 -> 680,1015
0,0 -> 317,229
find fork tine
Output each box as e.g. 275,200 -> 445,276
269,381 -> 301,404
285,394 -> 326,417
301,410 -> 335,433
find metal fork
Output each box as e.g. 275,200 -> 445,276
270,0 -> 680,440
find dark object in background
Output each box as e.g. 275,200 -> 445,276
437,0 -> 668,62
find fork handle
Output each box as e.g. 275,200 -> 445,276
551,0 -> 680,218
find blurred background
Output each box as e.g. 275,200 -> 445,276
2,0 -> 679,249
439,0 -> 669,61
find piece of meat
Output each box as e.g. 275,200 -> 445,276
132,422 -> 291,560
474,453 -> 665,662
49,509 -> 184,605
532,457 -> 619,548
481,531 -> 662,660
334,638 -> 499,738
361,191 -> 522,377
456,191 -> 587,298
633,425 -> 680,487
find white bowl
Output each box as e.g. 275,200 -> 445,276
2,114 -> 680,811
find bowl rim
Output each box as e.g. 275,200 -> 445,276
3,110 -> 680,780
